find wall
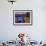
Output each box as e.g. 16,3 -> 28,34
0,0 -> 46,42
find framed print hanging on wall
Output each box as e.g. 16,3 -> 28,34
13,10 -> 32,25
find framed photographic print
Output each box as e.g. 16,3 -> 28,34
13,10 -> 32,25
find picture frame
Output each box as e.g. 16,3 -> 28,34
13,10 -> 32,25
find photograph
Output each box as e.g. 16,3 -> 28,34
13,10 -> 32,25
